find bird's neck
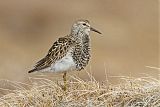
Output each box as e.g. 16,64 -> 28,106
70,30 -> 90,43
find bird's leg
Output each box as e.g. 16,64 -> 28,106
63,72 -> 67,91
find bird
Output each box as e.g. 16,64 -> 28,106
28,19 -> 102,90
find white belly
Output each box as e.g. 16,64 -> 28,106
37,49 -> 76,73
50,54 -> 76,73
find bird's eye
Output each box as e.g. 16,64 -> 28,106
83,23 -> 86,26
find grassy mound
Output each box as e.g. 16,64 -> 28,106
0,73 -> 160,107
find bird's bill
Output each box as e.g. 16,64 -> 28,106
90,27 -> 102,34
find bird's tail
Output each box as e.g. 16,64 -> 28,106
28,68 -> 37,73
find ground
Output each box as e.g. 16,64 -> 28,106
0,72 -> 160,107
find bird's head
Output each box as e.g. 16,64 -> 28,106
71,19 -> 101,37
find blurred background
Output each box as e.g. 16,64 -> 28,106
0,0 -> 159,84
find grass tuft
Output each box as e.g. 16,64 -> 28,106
0,73 -> 160,107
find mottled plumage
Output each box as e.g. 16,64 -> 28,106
28,37 -> 75,73
28,19 -> 101,90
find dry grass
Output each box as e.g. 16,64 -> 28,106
0,72 -> 160,107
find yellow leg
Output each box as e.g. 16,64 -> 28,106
63,72 -> 67,91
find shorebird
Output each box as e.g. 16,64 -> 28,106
28,19 -> 101,90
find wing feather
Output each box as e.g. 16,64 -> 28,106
29,36 -> 75,73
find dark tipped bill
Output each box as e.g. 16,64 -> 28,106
90,27 -> 102,34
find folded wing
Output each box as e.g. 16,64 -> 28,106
28,36 -> 75,73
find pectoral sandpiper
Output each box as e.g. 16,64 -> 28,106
28,19 -> 102,90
